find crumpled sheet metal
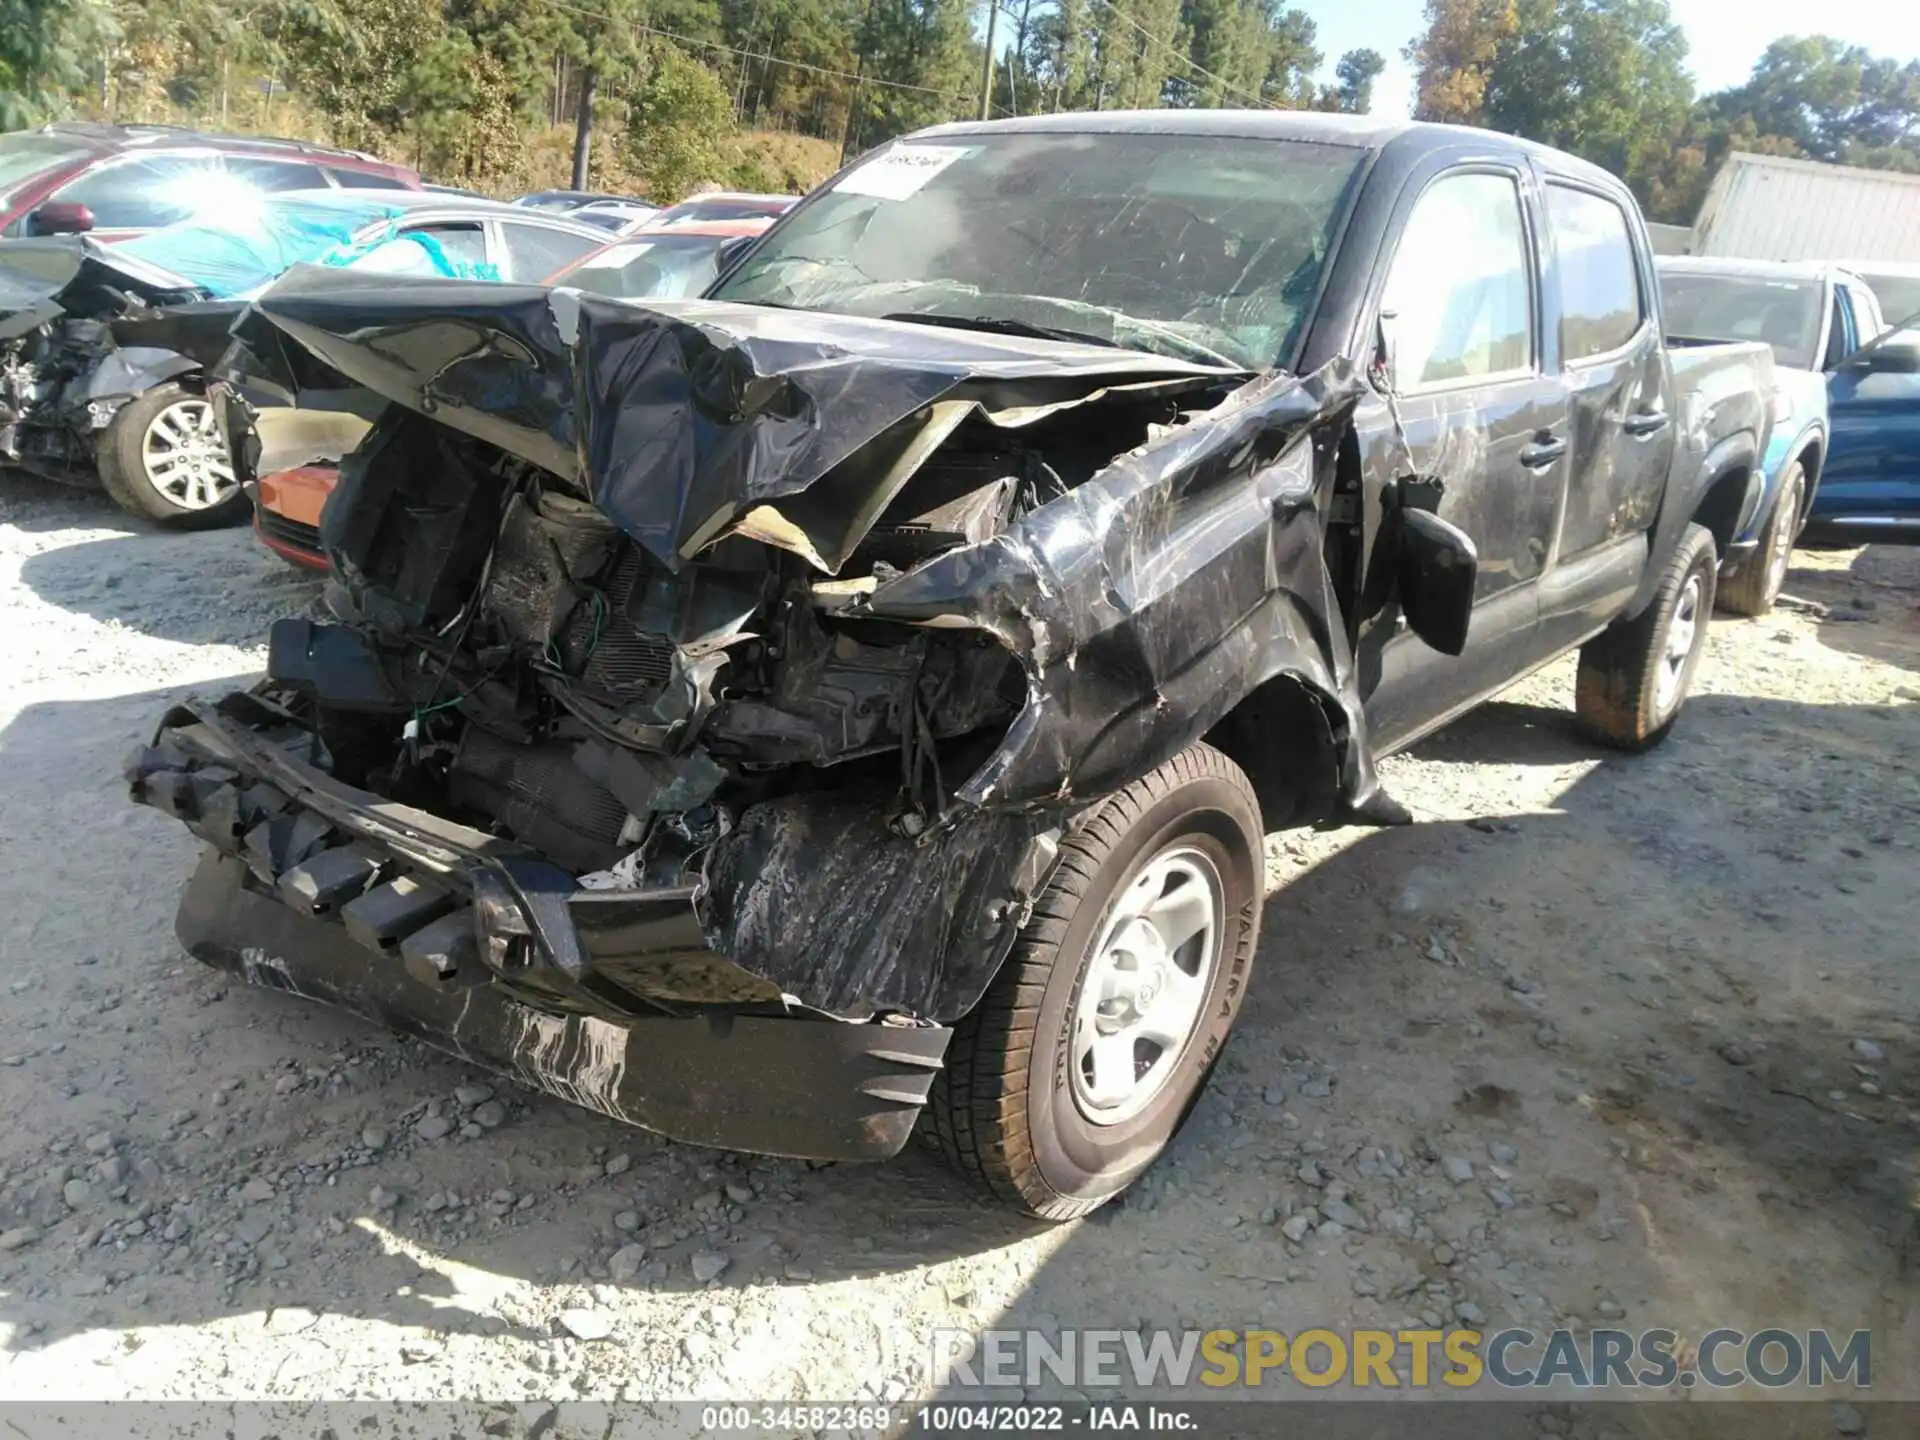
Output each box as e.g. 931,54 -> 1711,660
705,795 -> 1061,1020
866,361 -> 1383,814
221,268 -> 1233,571
0,238 -> 210,340
224,270 -> 1384,818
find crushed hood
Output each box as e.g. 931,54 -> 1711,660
0,237 -> 211,341
221,265 -> 1244,572
225,265 -> 1393,822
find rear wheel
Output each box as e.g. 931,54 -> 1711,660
1717,462 -> 1803,617
96,383 -> 247,529
1574,522 -> 1716,751
928,743 -> 1263,1219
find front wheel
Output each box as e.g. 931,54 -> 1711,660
928,743 -> 1263,1219
1717,462 -> 1803,617
96,382 -> 248,529
1574,522 -> 1717,751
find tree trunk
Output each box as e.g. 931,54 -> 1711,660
571,68 -> 598,190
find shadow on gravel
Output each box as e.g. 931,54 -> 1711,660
1,672 -> 1914,1388
0,468 -> 147,536
17,527 -> 321,646
928,690 -> 1917,1410
0,679 -> 1039,1358
1402,699 -> 1591,767
1781,544 -> 1920,673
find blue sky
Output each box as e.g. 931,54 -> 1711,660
1307,0 -> 1920,119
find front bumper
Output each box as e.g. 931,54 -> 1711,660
130,694 -> 950,1161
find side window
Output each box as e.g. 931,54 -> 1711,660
49,155 -> 216,229
500,222 -> 602,282
1546,185 -> 1643,361
326,167 -> 411,191
1380,172 -> 1533,389
226,158 -> 328,193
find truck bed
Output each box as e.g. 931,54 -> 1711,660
1667,338 -> 1775,450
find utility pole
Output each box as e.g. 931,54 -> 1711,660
978,0 -> 997,120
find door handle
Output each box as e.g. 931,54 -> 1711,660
1519,433 -> 1568,468
1623,409 -> 1670,437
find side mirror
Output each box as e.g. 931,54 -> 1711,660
715,234 -> 759,275
1854,340 -> 1920,375
1398,507 -> 1477,656
28,201 -> 95,236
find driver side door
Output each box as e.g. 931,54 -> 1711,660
1357,166 -> 1570,752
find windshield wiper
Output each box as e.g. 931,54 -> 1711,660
881,312 -> 1124,350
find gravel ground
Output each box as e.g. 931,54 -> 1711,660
0,472 -> 1916,1413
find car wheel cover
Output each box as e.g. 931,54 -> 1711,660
1069,843 -> 1224,1127
141,399 -> 237,510
1764,473 -> 1801,603
1655,570 -> 1704,716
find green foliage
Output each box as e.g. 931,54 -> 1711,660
1410,1 -> 1920,223
1,0 -> 108,129
1480,0 -> 1693,198
279,0 -> 442,150
1323,47 -> 1383,113
1408,0 -> 1515,125
21,0 -> 1912,235
626,40 -> 737,201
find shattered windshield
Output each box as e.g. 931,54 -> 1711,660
1659,272 -> 1823,371
710,131 -> 1366,371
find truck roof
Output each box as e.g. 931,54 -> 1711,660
1658,255 -> 1861,284
910,111 -> 1627,191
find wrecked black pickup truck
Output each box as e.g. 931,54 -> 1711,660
129,113 -> 1774,1219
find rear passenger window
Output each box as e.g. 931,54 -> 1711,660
500,222 -> 602,282
1380,172 -> 1533,388
1548,185 -> 1643,360
326,168 -> 411,191
226,158 -> 328,193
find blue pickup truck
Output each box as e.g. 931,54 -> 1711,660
1821,259 -> 1920,547
1660,256 -> 1920,589
1658,258 -> 1873,612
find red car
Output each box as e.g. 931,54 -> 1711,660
0,122 -> 420,241
252,217 -> 774,570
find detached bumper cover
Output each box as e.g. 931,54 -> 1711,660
130,695 -> 951,1161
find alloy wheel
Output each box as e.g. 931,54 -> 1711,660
141,399 -> 237,511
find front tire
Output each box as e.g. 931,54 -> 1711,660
929,743 -> 1263,1219
96,382 -> 247,529
1574,522 -> 1717,751
1717,462 -> 1803,617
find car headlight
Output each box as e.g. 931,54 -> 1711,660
1770,389 -> 1795,424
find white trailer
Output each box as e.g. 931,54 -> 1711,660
1692,152 -> 1920,264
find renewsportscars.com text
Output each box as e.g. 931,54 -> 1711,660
932,1326 -> 1871,1391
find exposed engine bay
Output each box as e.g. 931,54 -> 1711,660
290,389 -> 1192,876
135,270 -> 1383,1029
0,240 -> 221,482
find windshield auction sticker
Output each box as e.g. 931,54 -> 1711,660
834,145 -> 971,202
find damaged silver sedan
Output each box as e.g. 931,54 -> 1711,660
130,114 -> 1768,1217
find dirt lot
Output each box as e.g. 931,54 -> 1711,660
0,473 -> 1915,1413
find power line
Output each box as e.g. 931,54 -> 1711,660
1082,0 -> 1278,111
543,0 -> 977,103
